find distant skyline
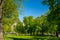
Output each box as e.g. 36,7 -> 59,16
18,0 -> 49,21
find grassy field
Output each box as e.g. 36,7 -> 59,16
4,34 -> 60,40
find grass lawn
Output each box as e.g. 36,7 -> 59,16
4,34 -> 60,40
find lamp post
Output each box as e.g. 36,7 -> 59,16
0,0 -> 3,40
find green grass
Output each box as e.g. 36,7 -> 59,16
4,34 -> 60,40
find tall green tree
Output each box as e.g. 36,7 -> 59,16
42,0 -> 60,37
34,15 -> 50,35
1,0 -> 23,39
23,16 -> 35,35
37,15 -> 48,35
2,0 -> 23,32
34,17 -> 42,35
27,16 -> 35,35
23,16 -> 29,33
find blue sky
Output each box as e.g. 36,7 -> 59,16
18,0 -> 49,21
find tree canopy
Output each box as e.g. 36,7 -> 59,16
2,0 -> 23,32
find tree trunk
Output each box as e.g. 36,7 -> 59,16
41,23 -> 44,36
56,31 -> 58,37
42,30 -> 44,36
0,21 -> 3,40
0,0 -> 4,40
41,27 -> 44,36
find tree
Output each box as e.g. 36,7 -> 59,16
42,0 -> 60,37
15,20 -> 25,34
23,16 -> 35,35
35,14 -> 57,36
35,15 -> 50,35
0,0 -> 23,39
23,16 -> 29,34
2,0 -> 23,31
38,15 -> 48,35
0,0 -> 3,40
34,17 -> 42,35
27,16 -> 35,35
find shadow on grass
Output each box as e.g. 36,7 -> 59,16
12,38 -> 30,40
9,37 -> 31,40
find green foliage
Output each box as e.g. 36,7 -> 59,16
2,0 -> 60,37
2,0 -> 17,17
15,15 -> 58,36
42,0 -> 60,35
2,0 -> 23,32
15,21 -> 25,33
23,16 -> 34,34
3,24 -> 11,32
3,18 -> 12,32
42,0 -> 60,37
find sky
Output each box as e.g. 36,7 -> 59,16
18,0 -> 49,21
